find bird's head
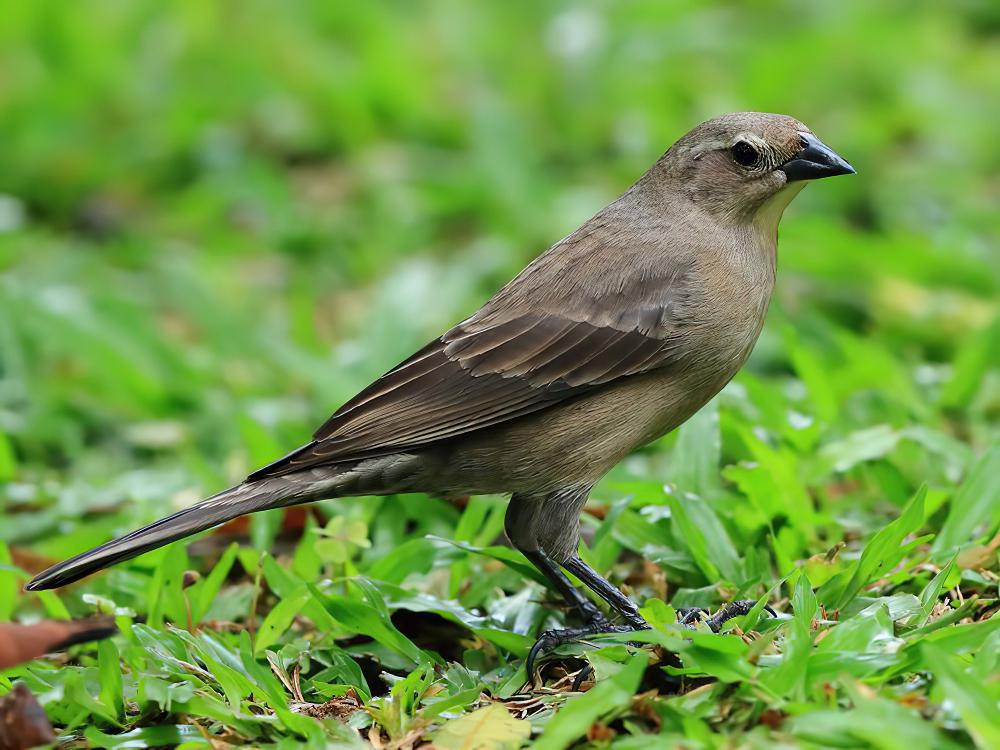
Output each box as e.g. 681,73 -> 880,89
659,112 -> 855,225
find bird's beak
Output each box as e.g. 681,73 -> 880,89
780,132 -> 855,181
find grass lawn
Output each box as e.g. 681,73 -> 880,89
0,2 -> 998,748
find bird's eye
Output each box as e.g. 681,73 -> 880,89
731,141 -> 760,167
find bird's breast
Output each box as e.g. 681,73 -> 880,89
681,248 -> 774,367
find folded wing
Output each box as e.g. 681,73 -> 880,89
249,305 -> 685,479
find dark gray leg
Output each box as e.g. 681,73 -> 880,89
563,556 -> 646,628
521,549 -> 609,625
505,493 -> 606,623
509,490 -> 775,684
567,555 -> 773,633
507,489 -> 650,682
679,600 -> 777,631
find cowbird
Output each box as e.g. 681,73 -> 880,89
27,112 -> 853,665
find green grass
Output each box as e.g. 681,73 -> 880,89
0,1 -> 998,748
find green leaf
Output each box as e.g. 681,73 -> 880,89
84,725 -> 210,749
811,424 -> 900,480
191,542 -> 239,624
666,492 -> 740,583
787,685 -> 961,750
731,426 -> 816,538
291,515 -> 323,580
934,445 -> 1000,554
940,315 -> 1000,409
432,703 -> 531,750
671,397 -> 721,497
533,653 -> 647,750
97,638 -> 124,721
919,617 -> 1000,657
36,590 -> 71,620
819,485 -> 926,610
784,325 -> 837,422
911,556 -> 958,627
313,583 -> 428,665
254,584 -> 312,654
260,553 -> 339,633
449,495 -> 495,598
427,537 -> 548,587
0,432 -> 16,481
147,542 -> 189,628
236,630 -> 323,739
315,516 -> 371,564
762,574 -> 816,699
923,643 -> 1000,749
676,632 -> 753,683
367,538 -> 439,584
0,542 -> 17,620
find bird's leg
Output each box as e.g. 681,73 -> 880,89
505,494 -> 609,625
521,549 -> 609,626
525,621 -> 640,683
510,487 -> 657,681
562,556 -> 648,629
565,555 -> 775,633
519,548 -> 641,680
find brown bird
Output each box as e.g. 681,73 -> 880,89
27,112 -> 853,666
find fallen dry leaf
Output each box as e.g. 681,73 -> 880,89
0,618 -> 116,669
0,684 -> 55,750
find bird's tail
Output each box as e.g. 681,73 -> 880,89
25,476 -> 311,591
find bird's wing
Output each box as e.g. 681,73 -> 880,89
250,311 -> 687,481
249,226 -> 696,480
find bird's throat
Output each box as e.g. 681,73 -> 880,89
752,182 -> 806,250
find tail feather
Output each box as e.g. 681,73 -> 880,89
25,478 -> 303,591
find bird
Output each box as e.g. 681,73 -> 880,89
27,112 -> 854,672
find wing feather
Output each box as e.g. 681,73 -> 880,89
248,311 -> 681,480
247,228 -> 697,481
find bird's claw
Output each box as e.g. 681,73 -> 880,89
525,621 -> 648,685
526,600 -> 775,687
679,600 -> 776,632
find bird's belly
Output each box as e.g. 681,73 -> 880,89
435,366 -> 732,494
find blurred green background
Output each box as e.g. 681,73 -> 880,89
1,1 -> 999,745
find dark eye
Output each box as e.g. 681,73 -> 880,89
731,141 -> 759,167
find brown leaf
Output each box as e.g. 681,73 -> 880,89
0,618 -> 116,669
759,708 -> 786,730
7,549 -> 57,579
956,530 -> 1000,570
0,683 -> 55,750
586,721 -> 615,742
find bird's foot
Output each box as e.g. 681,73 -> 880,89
526,618 -> 649,684
678,600 -> 776,632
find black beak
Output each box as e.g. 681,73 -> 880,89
780,132 -> 855,182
